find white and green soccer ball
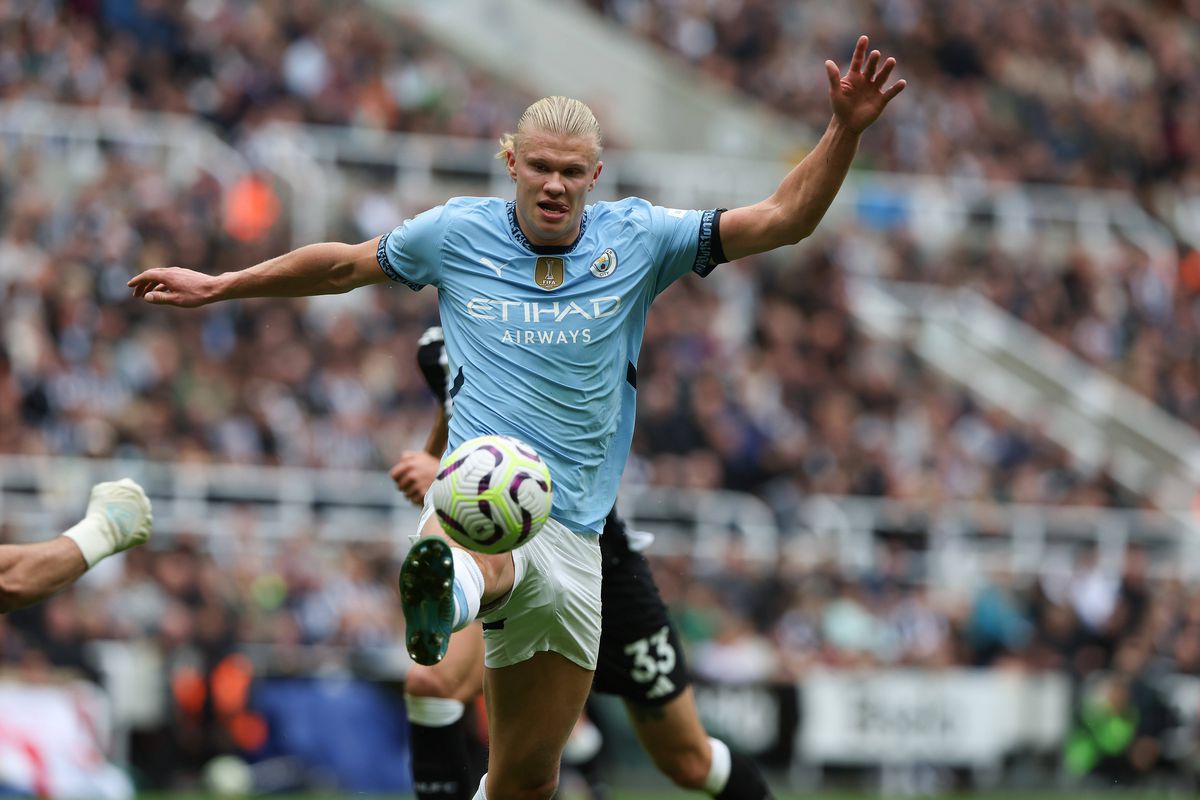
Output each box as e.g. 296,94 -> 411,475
431,435 -> 553,553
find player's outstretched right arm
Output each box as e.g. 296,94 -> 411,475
128,238 -> 387,307
0,479 -> 153,613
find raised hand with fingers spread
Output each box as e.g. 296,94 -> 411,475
825,34 -> 907,134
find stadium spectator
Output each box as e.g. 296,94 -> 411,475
588,0 -> 1200,193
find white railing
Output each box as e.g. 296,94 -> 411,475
249,120 -> 1177,282
791,493 -> 1200,586
0,455 -> 779,561
1,101 -> 1175,279
0,100 -> 247,190
4,456 -> 1195,582
850,279 -> 1200,513
0,100 -> 326,247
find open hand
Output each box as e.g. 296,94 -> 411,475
128,267 -> 218,307
825,35 -> 906,134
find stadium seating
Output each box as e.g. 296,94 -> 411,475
3,0 -> 1200,792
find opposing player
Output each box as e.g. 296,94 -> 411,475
392,328 -> 773,800
129,35 -> 904,799
0,479 -> 153,613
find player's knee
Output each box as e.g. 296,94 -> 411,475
404,663 -> 454,698
652,741 -> 710,790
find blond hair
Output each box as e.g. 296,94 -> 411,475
496,96 -> 603,163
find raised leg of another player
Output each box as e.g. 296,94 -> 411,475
405,623 -> 486,800
478,651 -> 595,800
626,689 -> 773,799
594,518 -> 773,799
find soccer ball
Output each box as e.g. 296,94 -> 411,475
431,435 -> 553,553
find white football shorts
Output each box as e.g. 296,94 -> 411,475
415,492 -> 602,671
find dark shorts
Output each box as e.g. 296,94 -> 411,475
592,514 -> 689,707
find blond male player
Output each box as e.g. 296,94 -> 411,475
129,35 -> 904,800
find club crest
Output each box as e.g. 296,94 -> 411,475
590,248 -> 618,278
534,256 -> 565,290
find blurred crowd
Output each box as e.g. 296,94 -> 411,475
588,0 -> 1200,196
0,523 -> 405,782
586,0 -> 1200,434
655,540 -> 1199,680
2,518 -> 1197,785
1,0 -> 523,137
0,144 -> 445,468
2,0 -> 1200,789
633,242 -> 1139,508
656,538 -> 1200,782
2,0 -> 1183,504
0,136 -> 1141,506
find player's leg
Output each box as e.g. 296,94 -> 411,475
400,504 -> 515,665
469,518 -> 603,799
592,519 -> 773,799
405,623 -> 487,800
625,690 -> 772,799
477,651 -> 594,799
561,706 -> 608,800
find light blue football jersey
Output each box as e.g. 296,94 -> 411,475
378,197 -> 719,533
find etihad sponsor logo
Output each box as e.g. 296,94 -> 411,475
466,295 -> 621,323
535,256 -> 564,290
590,248 -> 617,278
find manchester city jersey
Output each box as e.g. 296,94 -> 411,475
378,196 -> 719,533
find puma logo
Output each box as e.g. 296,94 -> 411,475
480,257 -> 507,278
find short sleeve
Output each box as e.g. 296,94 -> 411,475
377,205 -> 452,290
645,204 -> 721,297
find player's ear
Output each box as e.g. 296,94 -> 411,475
506,149 -> 518,182
590,160 -> 603,190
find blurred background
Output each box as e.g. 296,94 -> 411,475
2,0 -> 1200,797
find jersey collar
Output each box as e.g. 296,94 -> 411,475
506,200 -> 590,255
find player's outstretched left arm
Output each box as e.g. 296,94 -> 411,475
0,479 -> 153,612
128,238 -> 387,307
720,35 -> 906,261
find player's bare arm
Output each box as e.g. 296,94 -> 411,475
424,406 -> 450,458
0,479 -> 152,612
128,237 -> 387,307
720,35 -> 906,261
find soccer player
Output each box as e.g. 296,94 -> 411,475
129,35 -> 903,799
392,327 -> 773,800
0,479 -> 153,613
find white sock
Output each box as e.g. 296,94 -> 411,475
703,737 -> 732,795
451,548 -> 483,631
404,695 -> 464,727
471,773 -> 488,800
